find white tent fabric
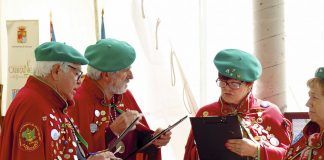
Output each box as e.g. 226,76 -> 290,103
126,0 -> 200,158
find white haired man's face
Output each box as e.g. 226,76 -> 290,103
108,67 -> 133,94
55,63 -> 83,101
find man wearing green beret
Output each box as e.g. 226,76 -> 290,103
184,49 -> 292,160
69,38 -> 171,160
285,67 -> 324,159
0,42 -> 117,160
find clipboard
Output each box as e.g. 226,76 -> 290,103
125,115 -> 188,159
190,115 -> 246,160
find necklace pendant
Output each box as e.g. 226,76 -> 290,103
257,117 -> 263,124
118,103 -> 124,107
116,141 -> 125,154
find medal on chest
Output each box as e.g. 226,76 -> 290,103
242,116 -> 280,147
48,110 -> 77,159
92,100 -> 124,133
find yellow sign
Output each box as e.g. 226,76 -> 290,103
6,20 -> 38,107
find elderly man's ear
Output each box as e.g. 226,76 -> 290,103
51,64 -> 62,81
100,72 -> 113,82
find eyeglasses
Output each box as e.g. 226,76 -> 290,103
67,65 -> 83,81
216,79 -> 244,90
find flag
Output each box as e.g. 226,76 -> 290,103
101,9 -> 106,39
50,11 -> 56,42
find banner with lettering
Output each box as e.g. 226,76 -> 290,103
6,20 -> 39,109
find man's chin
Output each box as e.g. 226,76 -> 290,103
68,95 -> 75,101
117,89 -> 127,94
113,88 -> 127,95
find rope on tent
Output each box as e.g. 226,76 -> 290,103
170,47 -> 198,115
155,18 -> 161,50
141,0 -> 146,19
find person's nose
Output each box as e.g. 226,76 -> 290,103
127,70 -> 133,80
305,99 -> 311,108
76,77 -> 83,86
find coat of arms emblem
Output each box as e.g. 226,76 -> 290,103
17,26 -> 27,43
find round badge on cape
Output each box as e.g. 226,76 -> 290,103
202,111 -> 209,117
260,101 -> 270,108
269,137 -> 279,146
90,123 -> 98,133
95,110 -> 100,117
51,129 -> 60,140
100,110 -> 106,116
64,154 -> 71,159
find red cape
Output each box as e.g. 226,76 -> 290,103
0,76 -> 80,159
69,76 -> 162,160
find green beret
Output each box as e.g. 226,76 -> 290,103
214,49 -> 262,82
35,42 -> 88,65
315,67 -> 324,79
85,38 -> 136,72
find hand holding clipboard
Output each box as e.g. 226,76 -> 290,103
125,115 -> 188,159
88,116 -> 141,157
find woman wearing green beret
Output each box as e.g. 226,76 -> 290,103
284,67 -> 324,159
184,49 -> 292,160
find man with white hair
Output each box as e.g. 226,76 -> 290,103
69,38 -> 171,160
0,42 -> 118,160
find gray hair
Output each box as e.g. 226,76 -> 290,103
33,61 -> 71,77
87,66 -> 102,80
87,66 -> 118,80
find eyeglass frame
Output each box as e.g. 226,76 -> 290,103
215,78 -> 245,90
66,64 -> 83,81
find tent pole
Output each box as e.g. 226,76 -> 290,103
93,0 -> 99,41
